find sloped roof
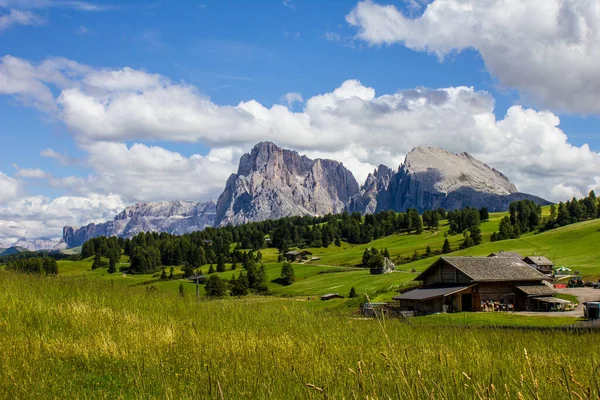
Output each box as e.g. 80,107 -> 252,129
393,285 -> 474,301
523,256 -> 554,266
416,257 -> 550,283
285,250 -> 312,256
515,284 -> 557,297
488,251 -> 524,259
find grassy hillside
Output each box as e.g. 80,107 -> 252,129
0,270 -> 594,399
52,210 -> 600,301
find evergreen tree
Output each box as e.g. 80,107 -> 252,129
208,264 -> 215,274
216,254 -> 226,272
556,202 -> 571,226
205,275 -> 227,297
182,262 -> 195,278
108,258 -> 116,274
383,248 -> 390,259
348,287 -> 358,298
108,248 -> 119,274
91,254 -> 102,270
280,262 -> 295,285
179,283 -> 185,297
479,207 -> 489,221
362,249 -> 371,267
335,237 -> 341,247
230,272 -> 249,296
497,216 -> 514,240
42,258 -> 58,275
469,224 -> 483,245
168,266 -> 174,280
425,245 -> 432,257
442,238 -> 451,254
255,264 -> 269,293
160,267 -> 167,280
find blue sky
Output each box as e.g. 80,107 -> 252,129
1,0 -> 600,242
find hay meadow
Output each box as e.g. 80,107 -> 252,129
1,270 -> 599,399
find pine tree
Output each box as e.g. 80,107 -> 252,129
205,275 -> 227,297
208,264 -> 215,274
425,245 -> 432,257
348,287 -> 358,298
469,224 -> 483,245
160,268 -> 167,280
91,254 -> 102,270
362,249 -> 371,267
179,283 -> 185,297
335,237 -> 341,247
280,262 -> 295,285
216,254 -> 226,272
442,238 -> 451,254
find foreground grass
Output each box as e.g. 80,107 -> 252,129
1,271 -> 600,399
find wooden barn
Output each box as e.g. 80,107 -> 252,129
285,250 -> 313,262
393,257 -> 555,314
523,256 -> 554,275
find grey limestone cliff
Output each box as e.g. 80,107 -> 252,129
214,142 -> 360,226
350,146 -> 549,213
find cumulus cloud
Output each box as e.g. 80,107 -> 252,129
1,54 -> 600,233
80,142 -> 237,202
346,0 -> 600,115
0,171 -> 20,202
0,194 -> 125,241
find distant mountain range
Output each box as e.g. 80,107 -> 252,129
49,142 -> 549,249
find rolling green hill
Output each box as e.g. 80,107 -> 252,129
49,206 -> 600,302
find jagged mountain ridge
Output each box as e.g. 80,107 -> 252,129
214,142 -> 360,227
7,237 -> 61,252
62,200 -> 217,248
349,146 -> 549,213
57,143 -> 550,249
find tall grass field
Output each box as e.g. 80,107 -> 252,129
1,270 -> 599,399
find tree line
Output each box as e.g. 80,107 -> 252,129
5,257 -> 58,275
491,192 -> 599,241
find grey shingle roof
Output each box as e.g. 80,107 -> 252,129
523,256 -> 554,266
488,251 -> 524,259
515,284 -> 557,297
393,285 -> 474,301
416,256 -> 550,282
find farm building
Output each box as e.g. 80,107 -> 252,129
523,256 -> 555,275
285,250 -> 313,262
393,256 -> 556,314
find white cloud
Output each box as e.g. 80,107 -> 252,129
14,166 -> 51,179
0,171 -> 20,202
40,148 -> 78,165
2,54 -> 600,211
0,194 -> 125,241
281,92 -> 303,108
346,0 -> 600,115
0,9 -> 42,31
80,142 -> 237,203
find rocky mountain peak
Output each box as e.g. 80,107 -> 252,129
215,142 -> 360,227
62,200 -> 217,248
402,146 -> 517,195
